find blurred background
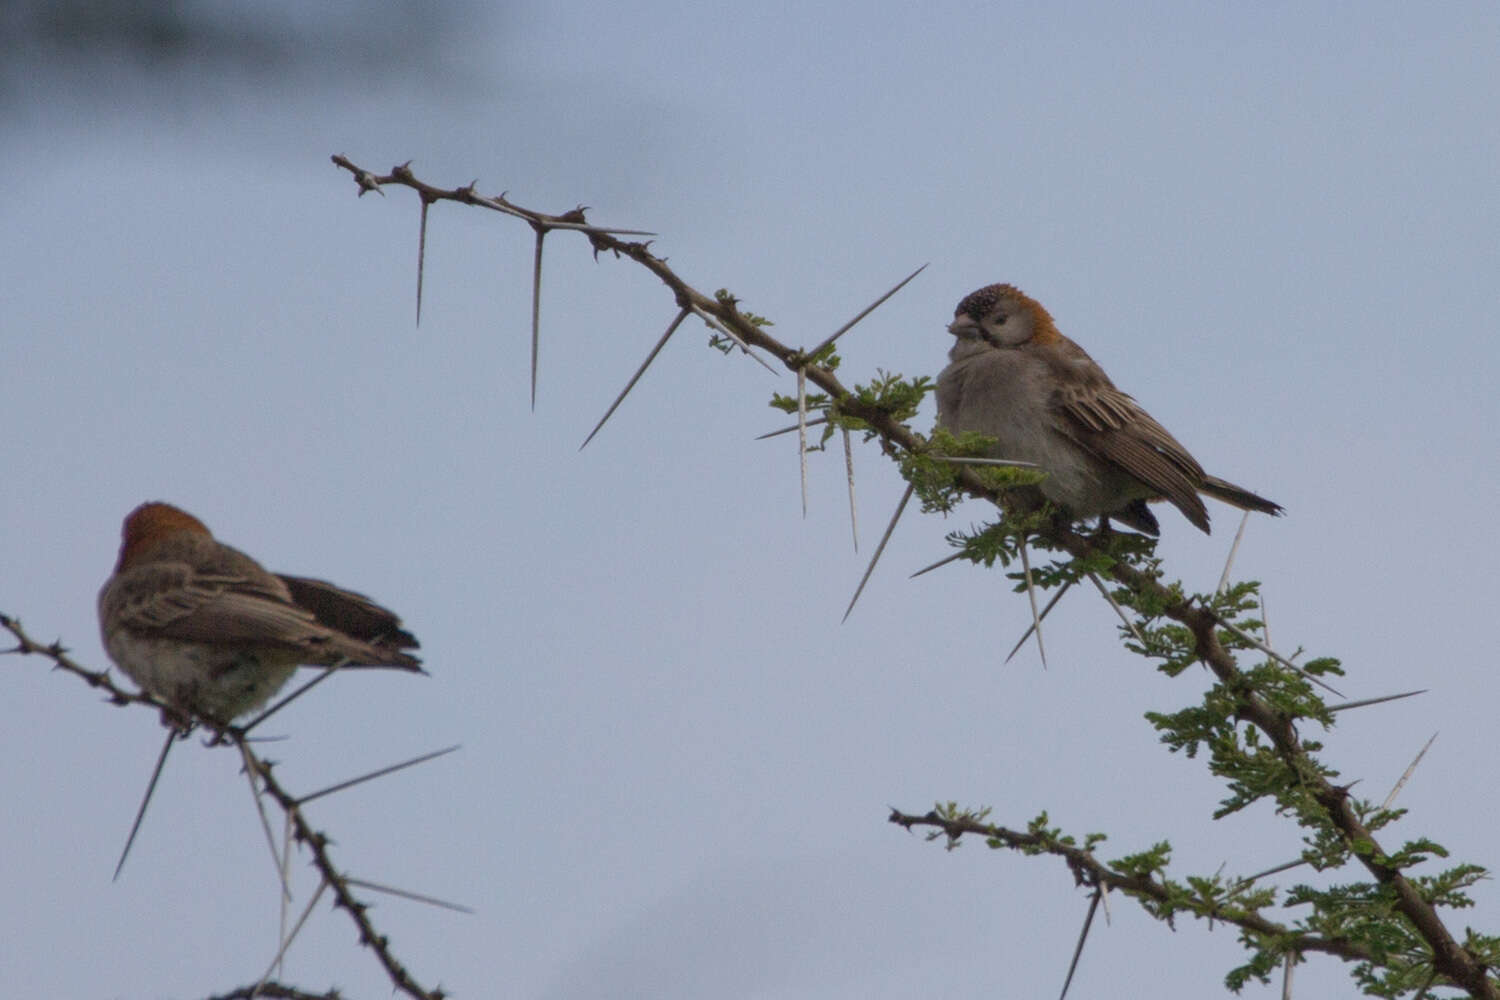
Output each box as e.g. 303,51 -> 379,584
2,2 -> 1496,996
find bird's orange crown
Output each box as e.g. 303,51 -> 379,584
116,502 -> 212,570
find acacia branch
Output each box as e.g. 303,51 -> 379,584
3,612 -> 163,713
328,155 -> 1497,997
234,734 -> 447,1000
887,807 -> 1371,964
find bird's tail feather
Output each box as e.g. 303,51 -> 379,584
1200,475 -> 1283,517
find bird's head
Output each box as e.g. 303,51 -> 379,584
116,502 -> 212,571
948,283 -> 1060,348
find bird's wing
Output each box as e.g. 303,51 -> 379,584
1052,365 -> 1212,533
105,561 -> 334,650
278,575 -> 420,651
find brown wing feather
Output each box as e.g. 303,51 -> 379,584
1043,342 -> 1212,532
278,574 -> 421,653
107,562 -> 334,648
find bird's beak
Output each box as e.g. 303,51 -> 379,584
947,315 -> 978,338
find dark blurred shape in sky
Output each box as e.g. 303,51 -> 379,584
0,0 -> 484,116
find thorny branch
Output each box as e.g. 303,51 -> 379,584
2,612 -> 449,1000
235,732 -> 446,1000
329,155 -> 1496,998
886,808 -> 1374,964
2,611 -> 164,713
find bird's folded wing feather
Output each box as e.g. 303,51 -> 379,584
107,562 -> 332,649
277,574 -> 419,649
1057,381 -> 1210,529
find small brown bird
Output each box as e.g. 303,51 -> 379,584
936,283 -> 1282,534
98,502 -> 421,725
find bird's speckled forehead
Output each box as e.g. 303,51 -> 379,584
954,283 -> 1021,319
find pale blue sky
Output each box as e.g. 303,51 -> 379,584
3,2 -> 1497,997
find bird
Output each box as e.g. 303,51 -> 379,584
98,501 -> 422,726
935,283 -> 1282,535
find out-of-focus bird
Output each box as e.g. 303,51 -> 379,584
98,502 -> 422,725
936,283 -> 1282,534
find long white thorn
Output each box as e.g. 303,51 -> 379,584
1217,510 -> 1251,595
416,198 -> 429,327
278,809 -> 293,979
1085,573 -> 1148,649
1005,579 -> 1073,664
1017,541 -> 1047,668
807,262 -> 929,358
1236,857 -> 1307,888
1327,689 -> 1427,713
296,744 -> 462,806
798,367 -> 809,517
932,455 -> 1039,469
113,728 -> 178,881
1057,888 -> 1103,1000
1382,732 -> 1439,809
581,308 -> 690,449
237,739 -> 292,902
757,416 -> 829,440
530,227 -> 545,410
689,305 -> 779,374
242,659 -> 348,734
251,876 -> 330,996
343,876 -> 476,914
843,484 -> 913,622
843,427 -> 858,551
1199,607 -> 1346,698
911,550 -> 966,579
